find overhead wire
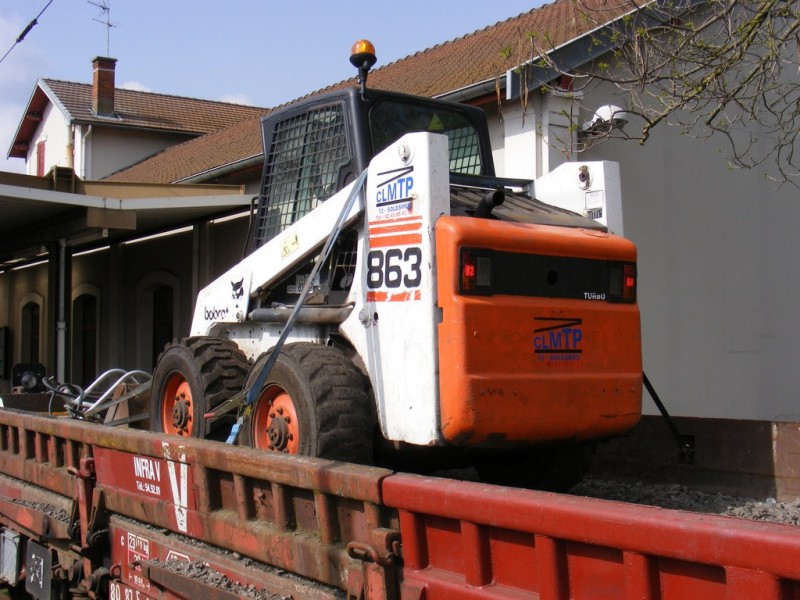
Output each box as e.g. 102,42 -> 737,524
0,0 -> 55,67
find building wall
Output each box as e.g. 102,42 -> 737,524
24,104 -> 194,181
483,81 -> 800,424
87,128 -> 193,180
0,262 -> 50,394
27,104 -> 70,176
587,125 -> 800,423
0,211 -> 249,395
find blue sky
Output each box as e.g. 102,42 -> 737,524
0,0 -> 544,174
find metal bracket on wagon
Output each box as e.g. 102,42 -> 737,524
346,527 -> 401,566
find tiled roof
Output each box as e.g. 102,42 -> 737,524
106,0 -> 632,184
42,79 -> 268,134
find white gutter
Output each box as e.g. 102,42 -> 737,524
436,78 -> 500,103
175,153 -> 263,184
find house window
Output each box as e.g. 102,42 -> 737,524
72,294 -> 98,386
21,301 -> 41,364
36,141 -> 46,177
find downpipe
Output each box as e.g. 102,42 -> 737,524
57,238 -> 67,382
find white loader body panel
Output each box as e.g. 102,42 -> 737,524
193,133 -> 451,445
341,133 -> 450,445
190,179 -> 365,336
531,160 -> 624,235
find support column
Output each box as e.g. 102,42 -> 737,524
47,241 -> 71,382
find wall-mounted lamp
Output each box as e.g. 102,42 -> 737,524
579,105 -> 629,140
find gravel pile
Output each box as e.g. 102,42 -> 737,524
570,478 -> 800,526
10,498 -> 70,523
148,560 -> 289,600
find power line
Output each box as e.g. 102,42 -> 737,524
0,0 -> 55,67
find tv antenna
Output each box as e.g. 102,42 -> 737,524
88,0 -> 116,56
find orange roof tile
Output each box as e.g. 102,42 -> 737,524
43,79 -> 268,134
107,0 -> 632,184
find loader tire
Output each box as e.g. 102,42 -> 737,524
240,343 -> 374,464
150,337 -> 250,439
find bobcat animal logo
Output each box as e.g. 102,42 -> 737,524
231,278 -> 244,300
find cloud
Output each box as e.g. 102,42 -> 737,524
120,80 -> 152,92
218,93 -> 255,106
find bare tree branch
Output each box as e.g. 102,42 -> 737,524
519,0 -> 800,185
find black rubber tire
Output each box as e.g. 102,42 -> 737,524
474,443 -> 597,492
239,343 -> 374,464
149,337 -> 250,438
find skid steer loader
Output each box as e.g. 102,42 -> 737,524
148,41 -> 642,489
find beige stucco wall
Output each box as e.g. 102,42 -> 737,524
25,105 -> 194,180
27,103 -> 70,176
87,127 -> 192,180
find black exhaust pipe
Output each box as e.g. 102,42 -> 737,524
474,188 -> 505,219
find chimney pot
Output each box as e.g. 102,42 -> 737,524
92,56 -> 117,116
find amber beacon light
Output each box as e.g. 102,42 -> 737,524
350,39 -> 377,95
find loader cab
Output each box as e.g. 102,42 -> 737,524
248,86 -> 495,254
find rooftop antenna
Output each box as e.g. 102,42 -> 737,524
88,0 -> 116,56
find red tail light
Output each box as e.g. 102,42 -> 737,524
461,249 -> 477,291
608,262 -> 636,303
459,248 -> 493,293
623,263 -> 636,301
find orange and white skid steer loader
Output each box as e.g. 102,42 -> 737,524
149,41 -> 642,489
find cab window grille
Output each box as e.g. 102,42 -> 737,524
370,100 -> 482,175
253,104 -> 349,249
446,126 -> 480,174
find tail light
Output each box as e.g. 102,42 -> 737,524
461,249 -> 476,291
459,248 -> 492,293
608,262 -> 636,303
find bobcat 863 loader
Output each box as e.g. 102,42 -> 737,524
148,41 -> 642,489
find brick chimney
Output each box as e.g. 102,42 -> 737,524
92,56 -> 117,116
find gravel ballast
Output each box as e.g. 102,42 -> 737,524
571,478 -> 800,526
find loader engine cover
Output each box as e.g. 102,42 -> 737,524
435,216 -> 642,445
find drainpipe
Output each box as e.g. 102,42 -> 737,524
80,125 -> 93,180
57,239 -> 66,382
66,124 -> 74,170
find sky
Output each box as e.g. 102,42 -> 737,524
0,0 -> 545,174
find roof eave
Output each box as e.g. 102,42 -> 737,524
436,78 -> 501,103
69,118 -> 203,138
174,153 -> 264,184
438,4 -> 646,105
505,0 -> 703,100
7,80 -> 75,159
504,13 -> 633,101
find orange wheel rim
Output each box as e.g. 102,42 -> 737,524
160,374 -> 194,437
251,385 -> 300,453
